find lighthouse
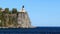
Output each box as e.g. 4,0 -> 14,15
17,5 -> 31,28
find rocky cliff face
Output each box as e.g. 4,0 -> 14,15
17,12 -> 31,28
0,6 -> 32,28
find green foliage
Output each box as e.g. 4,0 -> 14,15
0,8 -> 2,25
9,11 -> 11,14
0,8 -> 2,14
0,8 -> 18,26
12,8 -> 17,14
0,8 -> 2,10
4,8 -> 9,13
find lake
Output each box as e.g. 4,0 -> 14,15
0,27 -> 60,34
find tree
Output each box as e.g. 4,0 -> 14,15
9,11 -> 12,14
4,8 -> 9,13
12,8 -> 17,14
0,8 -> 2,26
0,8 -> 2,10
0,8 -> 2,14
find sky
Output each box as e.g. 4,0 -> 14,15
0,0 -> 60,27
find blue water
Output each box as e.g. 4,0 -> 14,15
0,27 -> 60,34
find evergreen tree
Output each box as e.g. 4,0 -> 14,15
0,8 -> 2,26
4,8 -> 9,13
0,8 -> 2,10
0,8 -> 2,14
9,11 -> 12,14
12,8 -> 17,14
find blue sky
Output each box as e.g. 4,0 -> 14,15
0,0 -> 60,27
